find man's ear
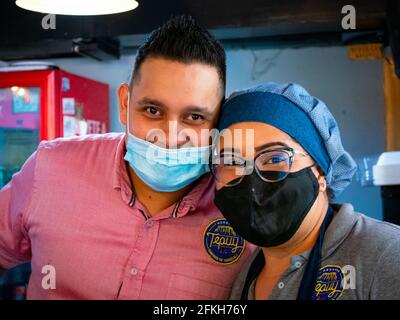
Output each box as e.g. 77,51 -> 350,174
117,83 -> 129,126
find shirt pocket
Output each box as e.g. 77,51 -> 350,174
166,273 -> 231,300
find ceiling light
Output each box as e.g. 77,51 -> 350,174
15,0 -> 139,16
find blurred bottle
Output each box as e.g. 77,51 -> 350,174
373,151 -> 400,225
355,154 -> 380,187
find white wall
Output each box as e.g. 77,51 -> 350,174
48,45 -> 385,220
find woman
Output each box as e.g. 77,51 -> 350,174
211,82 -> 400,300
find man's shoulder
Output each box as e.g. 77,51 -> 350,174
37,132 -> 125,154
33,133 -> 125,171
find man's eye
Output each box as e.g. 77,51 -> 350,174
187,114 -> 205,121
145,107 -> 161,116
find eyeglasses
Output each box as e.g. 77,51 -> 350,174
210,147 -> 309,187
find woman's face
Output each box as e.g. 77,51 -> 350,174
214,121 -> 316,191
214,121 -> 328,252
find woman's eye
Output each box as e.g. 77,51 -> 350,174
145,107 -> 161,116
267,156 -> 286,164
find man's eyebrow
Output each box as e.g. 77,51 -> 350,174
137,98 -> 214,116
255,142 -> 288,152
137,97 -> 167,109
182,105 -> 214,116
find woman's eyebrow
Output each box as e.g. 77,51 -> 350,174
255,142 -> 288,152
219,142 -> 289,155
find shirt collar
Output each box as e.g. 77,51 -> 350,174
258,203 -> 360,272
150,173 -> 215,221
112,133 -> 133,204
321,203 -> 360,259
240,203 -> 361,297
172,173 -> 215,218
112,133 -> 216,218
295,203 -> 360,263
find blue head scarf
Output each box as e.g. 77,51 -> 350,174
217,82 -> 357,199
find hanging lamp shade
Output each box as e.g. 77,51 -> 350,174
15,0 -> 139,15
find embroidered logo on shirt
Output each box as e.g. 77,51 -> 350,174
203,218 -> 245,264
312,265 -> 345,300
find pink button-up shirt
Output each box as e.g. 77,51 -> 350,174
0,133 -> 254,299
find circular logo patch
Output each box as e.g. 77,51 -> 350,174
312,265 -> 345,300
203,218 -> 245,264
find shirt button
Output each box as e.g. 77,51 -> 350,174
145,219 -> 154,228
278,282 -> 285,289
130,267 -> 138,276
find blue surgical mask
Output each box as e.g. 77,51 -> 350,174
123,112 -> 211,193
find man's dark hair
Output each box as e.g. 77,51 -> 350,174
130,15 -> 226,94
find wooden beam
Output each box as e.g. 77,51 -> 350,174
383,57 -> 400,151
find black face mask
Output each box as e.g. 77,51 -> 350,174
214,166 -> 319,247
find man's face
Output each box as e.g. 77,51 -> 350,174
118,57 -> 223,148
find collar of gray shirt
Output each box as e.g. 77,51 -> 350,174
229,203 -> 400,300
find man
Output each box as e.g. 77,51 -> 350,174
0,15 -> 253,299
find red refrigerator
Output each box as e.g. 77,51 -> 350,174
0,63 -> 110,189
0,63 -> 110,299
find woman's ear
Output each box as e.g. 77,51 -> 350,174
312,166 -> 327,192
318,177 -> 327,193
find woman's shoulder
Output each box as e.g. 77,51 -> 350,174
347,206 -> 400,299
332,203 -> 400,244
333,203 -> 400,275
351,206 -> 400,246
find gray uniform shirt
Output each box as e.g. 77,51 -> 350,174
230,203 -> 400,300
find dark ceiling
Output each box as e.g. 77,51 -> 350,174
0,0 -> 389,61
